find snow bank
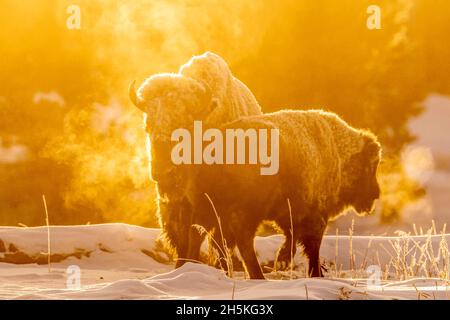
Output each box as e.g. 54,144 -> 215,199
0,224 -> 168,269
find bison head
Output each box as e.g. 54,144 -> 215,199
129,52 -> 261,193
130,74 -> 214,140
342,133 -> 382,215
129,74 -> 214,191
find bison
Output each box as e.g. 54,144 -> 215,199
160,110 -> 381,279
130,53 -> 381,279
129,52 -> 262,266
184,110 -> 381,279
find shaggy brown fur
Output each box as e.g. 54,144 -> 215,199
180,110 -> 381,279
130,52 -> 262,266
130,54 -> 381,278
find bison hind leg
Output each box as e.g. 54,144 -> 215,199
298,217 -> 327,278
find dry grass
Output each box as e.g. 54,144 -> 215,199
348,218 -> 355,277
193,193 -> 235,278
381,222 -> 450,280
322,220 -> 450,284
287,198 -> 294,280
42,194 -> 51,273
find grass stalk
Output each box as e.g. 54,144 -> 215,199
42,194 -> 51,273
204,193 -> 234,278
287,198 -> 294,280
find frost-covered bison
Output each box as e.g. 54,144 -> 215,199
129,52 -> 262,265
130,53 -> 381,279
182,110 -> 381,279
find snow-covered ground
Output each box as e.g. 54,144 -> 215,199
1,223 -> 450,300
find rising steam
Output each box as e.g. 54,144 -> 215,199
42,99 -> 155,225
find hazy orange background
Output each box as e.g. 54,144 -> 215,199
0,0 -> 449,228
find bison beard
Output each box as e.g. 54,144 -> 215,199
181,110 -> 381,279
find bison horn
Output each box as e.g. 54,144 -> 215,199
129,80 -> 145,112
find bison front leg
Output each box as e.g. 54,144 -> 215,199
176,227 -> 205,267
176,208 -> 206,268
299,217 -> 327,277
160,198 -> 204,268
303,237 -> 322,277
236,236 -> 265,280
